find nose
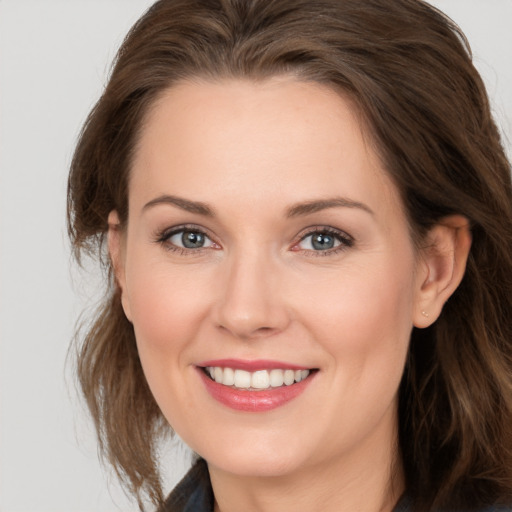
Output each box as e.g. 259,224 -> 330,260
213,250 -> 291,340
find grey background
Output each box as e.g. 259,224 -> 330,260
0,1 -> 510,511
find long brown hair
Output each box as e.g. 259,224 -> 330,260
67,1 -> 512,510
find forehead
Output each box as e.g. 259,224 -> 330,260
130,77 -> 401,219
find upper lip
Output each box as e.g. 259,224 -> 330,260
197,358 -> 312,372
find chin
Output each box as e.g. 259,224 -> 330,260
189,433 -> 309,478
207,453 -> 303,478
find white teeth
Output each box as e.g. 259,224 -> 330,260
283,369 -> 295,386
295,369 -> 309,382
223,367 -> 235,386
234,369 -> 251,388
205,366 -> 311,390
251,370 -> 270,389
214,366 -> 223,383
269,369 -> 284,387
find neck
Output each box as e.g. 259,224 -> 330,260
208,419 -> 404,512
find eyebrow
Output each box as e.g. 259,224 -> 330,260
142,195 -> 215,216
286,197 -> 374,217
142,194 -> 373,218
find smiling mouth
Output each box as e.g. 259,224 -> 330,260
203,366 -> 315,391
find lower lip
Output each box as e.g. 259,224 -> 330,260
198,368 -> 315,412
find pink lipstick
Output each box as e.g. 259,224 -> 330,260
196,359 -> 316,412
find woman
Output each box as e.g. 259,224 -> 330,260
67,0 -> 512,511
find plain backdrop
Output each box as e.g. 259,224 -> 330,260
0,1 -> 510,511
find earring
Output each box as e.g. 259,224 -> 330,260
421,310 -> 429,318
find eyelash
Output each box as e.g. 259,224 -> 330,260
154,224 -> 218,255
293,226 -> 354,257
154,224 -> 354,256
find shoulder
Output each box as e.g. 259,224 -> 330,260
159,458 -> 213,512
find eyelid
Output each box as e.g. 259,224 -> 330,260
154,223 -> 221,252
168,230 -> 215,248
292,225 -> 354,254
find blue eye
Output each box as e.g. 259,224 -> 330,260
296,229 -> 353,253
172,230 -> 207,248
309,232 -> 338,250
163,228 -> 216,250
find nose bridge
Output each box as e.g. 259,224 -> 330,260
215,244 -> 288,339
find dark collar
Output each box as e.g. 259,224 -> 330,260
160,458 -> 213,512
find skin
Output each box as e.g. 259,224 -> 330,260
109,77 -> 471,512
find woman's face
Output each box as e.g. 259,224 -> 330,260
113,78 -> 427,478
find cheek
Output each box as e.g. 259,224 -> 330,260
124,251 -> 212,364
294,256 -> 416,451
302,253 -> 416,381
123,257 -> 213,428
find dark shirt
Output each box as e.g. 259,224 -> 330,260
161,459 -> 214,512
159,459 -> 511,512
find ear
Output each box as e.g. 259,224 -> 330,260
108,210 -> 132,322
413,215 -> 472,328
